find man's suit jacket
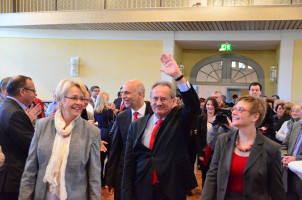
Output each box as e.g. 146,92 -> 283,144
106,102 -> 152,192
0,98 -> 34,192
281,121 -> 302,193
121,87 -> 200,200
19,116 -> 101,200
201,130 -> 285,200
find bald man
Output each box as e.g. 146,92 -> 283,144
105,80 -> 153,200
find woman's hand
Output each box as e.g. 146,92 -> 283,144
222,117 -> 232,129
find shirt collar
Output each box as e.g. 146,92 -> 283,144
131,102 -> 146,116
152,114 -> 166,125
7,96 -> 27,110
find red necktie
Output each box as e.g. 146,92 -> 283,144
120,101 -> 124,111
133,112 -> 138,121
150,119 -> 164,185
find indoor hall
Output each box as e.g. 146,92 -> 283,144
1,0 -> 302,200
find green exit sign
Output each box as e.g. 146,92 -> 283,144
219,44 -> 232,51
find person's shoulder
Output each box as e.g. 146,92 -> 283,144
117,108 -> 131,119
262,134 -> 281,152
218,131 -> 234,140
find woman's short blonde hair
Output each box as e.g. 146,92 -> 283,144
237,95 -> 267,127
55,79 -> 87,103
94,92 -> 109,114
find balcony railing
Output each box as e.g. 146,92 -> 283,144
1,0 -> 301,14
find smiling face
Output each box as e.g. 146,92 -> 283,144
232,100 -> 259,128
206,100 -> 215,114
60,86 -> 85,124
151,85 -> 174,119
276,104 -> 284,117
291,107 -> 301,120
121,80 -> 144,110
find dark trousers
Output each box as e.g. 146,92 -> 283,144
286,170 -> 302,200
0,192 -> 19,200
152,183 -> 186,200
101,151 -> 107,186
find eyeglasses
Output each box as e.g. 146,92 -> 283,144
24,88 -> 37,94
151,97 -> 170,103
231,107 -> 250,113
65,96 -> 87,103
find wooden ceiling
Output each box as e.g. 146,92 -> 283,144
2,20 -> 302,31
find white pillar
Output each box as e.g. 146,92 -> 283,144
278,31 -> 294,102
162,32 -> 175,82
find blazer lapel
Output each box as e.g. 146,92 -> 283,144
136,114 -> 152,150
289,124 -> 302,155
224,132 -> 236,175
244,130 -> 264,173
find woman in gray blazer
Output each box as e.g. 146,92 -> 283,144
19,79 -> 101,200
201,96 -> 285,200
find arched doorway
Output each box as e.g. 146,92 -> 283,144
190,54 -> 265,101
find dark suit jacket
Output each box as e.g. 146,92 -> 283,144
195,115 -> 207,157
121,87 -> 200,200
106,102 -> 152,192
281,122 -> 302,193
260,104 -> 275,140
0,98 -> 34,192
201,130 -> 285,200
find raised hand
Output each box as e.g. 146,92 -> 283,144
160,53 -> 182,79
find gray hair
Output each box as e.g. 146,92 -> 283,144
55,79 -> 87,103
150,81 -> 176,98
212,91 -> 222,97
0,77 -> 11,91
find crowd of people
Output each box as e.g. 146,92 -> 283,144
0,53 -> 302,200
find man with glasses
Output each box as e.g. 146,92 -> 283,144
89,85 -> 100,107
0,75 -> 38,200
121,53 -> 200,200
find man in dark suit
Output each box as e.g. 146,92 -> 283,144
0,75 -> 37,200
282,122 -> 302,200
121,53 -> 200,200
105,79 -> 152,200
249,82 -> 275,140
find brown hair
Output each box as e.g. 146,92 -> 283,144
283,102 -> 294,116
237,95 -> 267,127
202,97 -> 219,118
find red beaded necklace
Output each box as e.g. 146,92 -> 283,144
235,134 -> 253,152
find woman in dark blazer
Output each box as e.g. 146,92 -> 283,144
201,96 -> 285,200
195,96 -> 218,188
94,92 -> 115,186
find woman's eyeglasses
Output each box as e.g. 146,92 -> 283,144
231,107 -> 250,113
65,96 -> 87,103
